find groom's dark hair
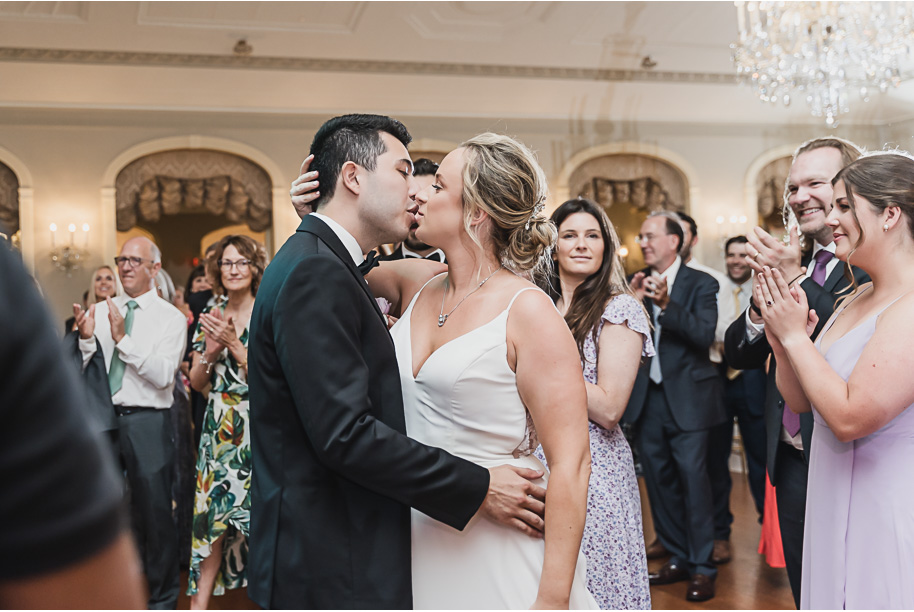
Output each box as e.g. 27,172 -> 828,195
309,114 -> 412,210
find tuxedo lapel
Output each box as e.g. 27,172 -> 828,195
297,216 -> 387,323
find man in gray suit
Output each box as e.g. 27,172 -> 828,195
624,211 -> 725,602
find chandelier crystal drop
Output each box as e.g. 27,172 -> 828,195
730,1 -> 914,125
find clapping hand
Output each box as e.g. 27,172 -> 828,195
106,297 -> 126,343
644,274 -> 669,309
746,225 -> 804,281
756,267 -> 819,351
73,302 -> 96,340
290,154 -> 320,218
200,309 -> 238,356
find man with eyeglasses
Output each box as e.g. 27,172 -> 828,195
73,236 -> 187,610
623,211 -> 725,602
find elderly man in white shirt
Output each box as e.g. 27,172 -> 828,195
74,236 -> 187,610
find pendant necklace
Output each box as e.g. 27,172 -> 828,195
438,265 -> 503,327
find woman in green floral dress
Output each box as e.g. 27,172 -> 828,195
187,235 -> 267,609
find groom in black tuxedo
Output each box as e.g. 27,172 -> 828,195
248,115 -> 546,609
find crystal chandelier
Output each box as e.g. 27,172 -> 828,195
730,1 -> 914,125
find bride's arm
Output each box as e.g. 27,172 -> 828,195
365,259 -> 447,317
509,290 -> 590,610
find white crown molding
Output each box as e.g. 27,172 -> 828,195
0,46 -> 738,85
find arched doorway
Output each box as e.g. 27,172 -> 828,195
0,145 -> 35,270
111,144 -> 277,292
0,160 -> 19,250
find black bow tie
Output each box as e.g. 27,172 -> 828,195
424,252 -> 442,263
358,250 -> 380,276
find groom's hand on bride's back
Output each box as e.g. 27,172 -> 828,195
479,465 -> 547,538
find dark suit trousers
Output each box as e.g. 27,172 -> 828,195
638,383 -> 716,578
775,442 -> 808,609
708,373 -> 767,538
118,408 -> 179,609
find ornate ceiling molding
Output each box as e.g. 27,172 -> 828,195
0,46 -> 738,85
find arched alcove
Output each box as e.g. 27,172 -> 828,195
101,136 -> 291,268
102,136 -> 288,289
0,145 -> 34,270
557,144 -> 693,273
744,144 -> 799,242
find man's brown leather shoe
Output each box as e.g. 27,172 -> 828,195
645,538 -> 670,560
712,539 -> 731,564
686,573 -> 716,602
648,561 -> 689,585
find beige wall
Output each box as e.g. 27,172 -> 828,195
0,107 -> 889,324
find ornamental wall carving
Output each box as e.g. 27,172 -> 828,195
0,161 -> 19,234
756,155 -> 792,235
115,149 -> 272,232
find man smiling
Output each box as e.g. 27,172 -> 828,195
724,137 -> 870,608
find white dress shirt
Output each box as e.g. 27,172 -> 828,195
79,289 -> 187,408
716,275 -> 753,345
400,243 -> 446,262
311,212 -> 364,266
649,255 -> 683,383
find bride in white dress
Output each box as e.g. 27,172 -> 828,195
372,133 -> 597,609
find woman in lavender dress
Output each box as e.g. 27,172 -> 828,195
535,198 -> 653,609
759,153 -> 914,609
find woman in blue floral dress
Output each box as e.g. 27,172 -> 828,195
187,235 -> 267,609
536,198 -> 653,609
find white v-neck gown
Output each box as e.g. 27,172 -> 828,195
389,282 -> 597,610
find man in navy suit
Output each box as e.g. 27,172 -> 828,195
624,211 -> 725,602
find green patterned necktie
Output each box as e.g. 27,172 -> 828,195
108,300 -> 138,395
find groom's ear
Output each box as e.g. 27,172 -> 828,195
340,161 -> 362,196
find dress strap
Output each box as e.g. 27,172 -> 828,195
505,286 -> 541,313
402,272 -> 447,316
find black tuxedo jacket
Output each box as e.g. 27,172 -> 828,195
623,264 -> 726,432
248,215 -> 488,609
723,254 -> 869,483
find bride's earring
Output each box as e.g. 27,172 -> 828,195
884,224 -> 890,232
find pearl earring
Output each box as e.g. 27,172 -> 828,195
884,224 -> 889,232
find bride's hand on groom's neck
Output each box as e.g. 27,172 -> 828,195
478,465 -> 546,538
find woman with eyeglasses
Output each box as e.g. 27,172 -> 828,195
187,234 -> 267,609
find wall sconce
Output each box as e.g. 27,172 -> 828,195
50,222 -> 90,276
715,214 -> 749,248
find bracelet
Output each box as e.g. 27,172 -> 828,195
749,297 -> 762,316
199,353 -> 214,375
787,273 -> 805,287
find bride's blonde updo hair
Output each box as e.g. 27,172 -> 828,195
459,132 -> 556,278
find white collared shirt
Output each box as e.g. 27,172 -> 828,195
78,289 -> 187,408
400,243 -> 446,262
311,212 -> 364,267
717,275 -> 753,345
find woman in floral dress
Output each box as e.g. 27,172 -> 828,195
187,235 -> 267,609
536,198 -> 653,609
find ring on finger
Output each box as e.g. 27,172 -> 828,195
766,300 -> 773,306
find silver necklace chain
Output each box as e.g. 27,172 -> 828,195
438,266 -> 503,327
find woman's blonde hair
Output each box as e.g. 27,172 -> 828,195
459,133 -> 556,279
88,265 -> 119,304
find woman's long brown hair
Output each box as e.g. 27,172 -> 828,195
542,198 -> 643,362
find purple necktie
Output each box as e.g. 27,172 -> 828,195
782,249 -> 834,436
